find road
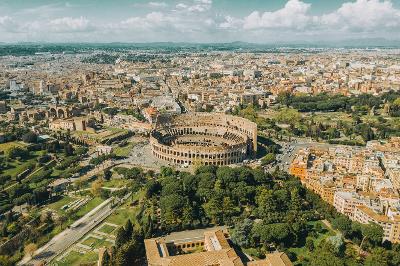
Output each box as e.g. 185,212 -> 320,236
18,198 -> 114,266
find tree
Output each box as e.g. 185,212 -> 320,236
40,211 -> 52,224
365,247 -> 389,266
253,167 -> 271,185
361,222 -> 384,248
114,240 -> 143,266
290,187 -> 302,211
142,214 -> 155,238
275,108 -> 301,126
326,127 -> 340,140
327,235 -> 345,257
252,222 -> 292,248
196,173 -> 216,201
24,243 -> 37,258
277,91 -> 293,107
103,169 -> 112,181
56,215 -> 68,230
182,202 -> 194,228
0,256 -> 13,266
309,249 -> 344,266
231,218 -> 253,248
101,249 -> 111,266
388,244 -> 400,266
115,226 -> 128,248
91,179 -> 103,197
313,222 -> 324,234
74,177 -> 84,194
203,197 -> 223,225
125,219 -> 133,239
114,243 -> 131,266
64,143 -> 74,156
238,105 -> 258,122
261,153 -> 276,166
256,188 -> 278,217
22,132 -> 37,143
306,237 -> 315,251
160,194 -> 185,228
6,146 -> 29,160
331,216 -> 353,238
221,197 -> 238,225
389,98 -> 400,117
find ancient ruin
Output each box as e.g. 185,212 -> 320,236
150,113 -> 257,166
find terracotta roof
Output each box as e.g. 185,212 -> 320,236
248,252 -> 293,266
265,252 -> 293,266
145,107 -> 158,115
145,229 -> 292,266
356,205 -> 391,223
168,249 -> 244,266
145,228 -> 243,266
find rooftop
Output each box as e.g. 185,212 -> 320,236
144,227 -> 292,266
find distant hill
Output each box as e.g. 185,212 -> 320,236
0,39 -> 399,57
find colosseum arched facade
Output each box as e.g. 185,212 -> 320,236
150,113 -> 257,166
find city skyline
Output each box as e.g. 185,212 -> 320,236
0,0 -> 400,43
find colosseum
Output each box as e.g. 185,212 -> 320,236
150,113 -> 257,166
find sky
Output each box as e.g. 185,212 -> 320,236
0,0 -> 400,43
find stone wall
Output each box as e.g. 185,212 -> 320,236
150,113 -> 257,166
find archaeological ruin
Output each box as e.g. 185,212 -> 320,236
150,113 -> 257,166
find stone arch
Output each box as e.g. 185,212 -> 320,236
58,109 -> 66,118
49,108 -> 57,118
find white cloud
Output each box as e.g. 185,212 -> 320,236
243,0 -> 312,30
218,16 -> 242,30
0,16 -> 15,30
196,0 -> 212,4
175,0 -> 212,13
148,2 -> 168,8
319,0 -> 400,31
1,0 -> 400,43
0,16 -> 26,33
119,12 -> 178,30
221,0 -> 400,36
48,17 -> 95,33
16,4 -> 68,18
176,3 -> 188,9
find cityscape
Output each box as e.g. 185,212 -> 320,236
1,1 -> 400,266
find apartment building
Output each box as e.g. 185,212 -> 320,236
354,205 -> 400,243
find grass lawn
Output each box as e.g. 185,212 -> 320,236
114,142 -> 134,157
242,247 -> 262,260
105,205 -> 139,226
1,158 -> 37,179
76,197 -> 104,217
47,196 -> 75,214
103,178 -> 130,188
0,141 -> 27,152
98,224 -> 118,235
81,236 -> 111,249
57,250 -> 98,266
51,168 -> 64,178
75,128 -> 127,143
309,112 -> 353,124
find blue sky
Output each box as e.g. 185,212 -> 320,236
0,0 -> 400,43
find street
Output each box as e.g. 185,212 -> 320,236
18,198 -> 114,266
